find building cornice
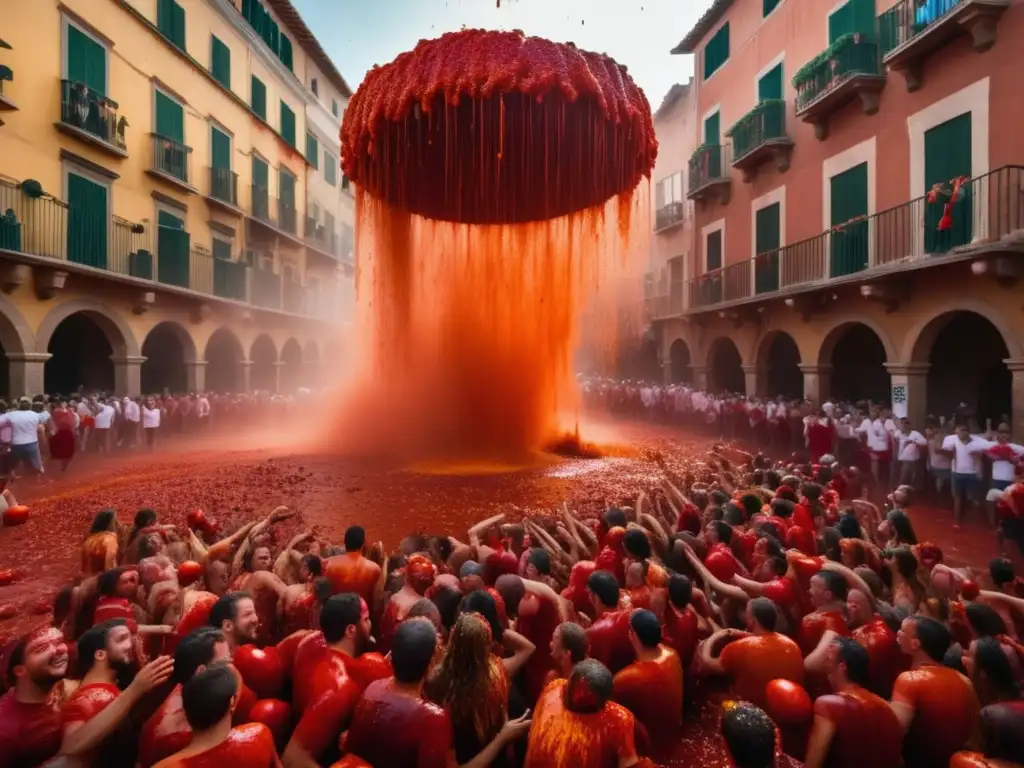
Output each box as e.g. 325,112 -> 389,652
671,0 -> 734,55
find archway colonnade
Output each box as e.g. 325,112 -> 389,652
0,293 -> 337,398
661,298 -> 1024,436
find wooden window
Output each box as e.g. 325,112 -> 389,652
703,23 -> 730,80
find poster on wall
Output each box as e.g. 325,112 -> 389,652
892,383 -> 908,419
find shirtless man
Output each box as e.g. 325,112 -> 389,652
323,525 -> 381,604
230,544 -> 288,645
279,554 -> 323,636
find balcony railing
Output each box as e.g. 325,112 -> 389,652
251,184 -> 272,224
683,165 -> 1024,311
59,80 -> 126,153
304,218 -> 338,255
880,0 -> 966,57
728,100 -> 789,164
278,202 -> 297,235
209,167 -> 238,207
0,178 -> 69,260
688,144 -> 731,198
150,134 -> 193,185
188,244 -> 215,295
795,35 -> 883,111
213,255 -> 250,302
655,201 -> 685,232
111,216 -> 152,279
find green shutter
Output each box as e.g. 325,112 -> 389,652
758,63 -> 784,102
306,134 -> 319,169
211,36 -> 231,89
280,102 -> 296,147
158,0 -> 186,50
211,126 -> 231,169
279,33 -> 293,70
251,76 -> 267,119
324,152 -> 337,185
704,112 -> 720,145
755,203 -> 781,294
252,156 -> 269,187
154,90 -> 184,143
706,230 -> 723,271
158,210 -> 184,229
279,170 -> 295,208
66,24 -> 106,95
924,112 -> 973,252
829,162 -> 869,277
763,0 -> 781,16
829,1 -> 855,44
157,223 -> 190,288
703,23 -> 730,80
212,239 -> 232,260
67,173 -> 108,269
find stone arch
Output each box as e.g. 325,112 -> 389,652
35,299 -> 140,359
204,327 -> 245,392
250,334 -> 278,392
45,313 -> 119,393
817,316 -> 898,366
906,307 -> 1015,423
669,338 -> 692,384
280,337 -> 303,393
819,321 -> 890,404
706,336 -> 745,394
141,321 -> 196,394
902,299 -> 1022,363
0,293 -> 35,397
754,330 -> 803,399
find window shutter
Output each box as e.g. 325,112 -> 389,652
706,230 -> 723,271
67,25 -> 107,96
212,239 -> 232,260
155,90 -> 184,143
757,63 -> 783,101
280,101 -> 296,146
763,0 -> 781,16
280,34 -> 293,71
324,152 -> 337,185
211,127 -> 231,170
306,133 -> 319,168
211,36 -> 231,89
251,76 -> 267,119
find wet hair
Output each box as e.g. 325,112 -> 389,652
886,509 -> 918,545
301,553 -> 322,578
565,659 -> 613,714
556,622 -> 588,664
770,498 -> 795,518
763,470 -> 781,490
748,597 -> 778,632
721,703 -> 777,768
630,609 -> 661,648
182,661 -> 238,730
429,583 -> 462,630
407,599 -> 442,629
459,561 -> 484,579
207,592 -> 251,630
76,619 -> 127,678
815,569 -> 849,601
943,644 -> 968,675
802,483 -> 823,502
739,493 -> 763,520
459,590 -> 503,641
668,573 -> 693,610
494,574 -> 525,617
877,602 -> 907,633
709,520 -> 732,545
622,529 -> 652,560
320,593 -> 363,643
586,570 -> 620,609
706,505 -> 724,522
855,567 -> 885,599
602,507 -> 627,530
525,548 -> 551,575
833,636 -> 870,688
174,627 -> 226,685
97,566 -> 135,598
819,527 -> 842,561
910,615 -> 952,662
764,556 -> 787,578
723,504 -> 746,527
129,509 -> 157,542
988,557 -> 1016,587
343,525 -> 365,552
89,509 -> 117,535
391,619 -> 438,684
973,637 -> 1020,700
313,577 -> 333,604
428,535 -> 453,562
835,511 -> 862,540
966,603 -> 1009,639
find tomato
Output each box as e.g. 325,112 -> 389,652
233,644 -> 285,699
2,505 -> 30,527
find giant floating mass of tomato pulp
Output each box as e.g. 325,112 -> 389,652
334,28 -> 657,465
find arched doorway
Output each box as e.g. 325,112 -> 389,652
669,339 -> 692,384
45,312 -> 123,394
141,322 -> 193,394
205,328 -> 244,392
0,298 -> 31,397
823,323 -> 889,404
916,311 -> 1012,424
761,332 -> 803,399
250,335 -> 277,392
280,338 -> 302,393
303,340 -> 319,388
707,337 -> 745,394
616,330 -> 661,382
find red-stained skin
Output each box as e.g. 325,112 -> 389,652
153,721 -> 279,767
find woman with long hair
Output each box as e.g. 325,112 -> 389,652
81,508 -> 119,577
883,547 -> 926,613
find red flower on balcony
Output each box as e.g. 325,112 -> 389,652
928,175 -> 971,232
937,203 -> 954,231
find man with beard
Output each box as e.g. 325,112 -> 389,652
59,619 -> 174,766
283,594 -> 391,767
207,593 -> 259,654
0,627 -> 71,767
229,545 -> 288,646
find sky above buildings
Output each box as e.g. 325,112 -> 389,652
291,0 -> 712,109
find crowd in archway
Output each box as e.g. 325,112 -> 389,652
2,437 -> 1024,767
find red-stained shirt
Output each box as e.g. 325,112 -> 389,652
585,610 -> 634,674
662,604 -> 700,668
483,547 -> 519,585
786,525 -> 817,557
139,685 -> 191,768
517,591 -> 563,703
704,543 -> 741,583
594,547 -> 625,585
323,553 -> 380,603
892,665 -> 980,767
524,678 -> 637,768
813,687 -> 903,768
61,682 -> 121,765
761,577 -> 800,611
720,633 -> 804,709
612,646 -> 684,750
792,503 -> 815,533
852,618 -> 908,699
0,689 -> 63,768
342,679 -> 452,768
798,610 -> 850,656
155,722 -> 279,767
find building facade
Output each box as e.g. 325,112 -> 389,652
658,0 -> 1024,433
0,0 -> 355,398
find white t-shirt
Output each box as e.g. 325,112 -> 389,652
124,400 -> 141,423
142,406 -> 161,429
897,430 -> 927,461
942,434 -> 994,476
990,443 -> 1024,482
929,437 -> 953,470
93,404 -> 115,429
0,410 -> 44,445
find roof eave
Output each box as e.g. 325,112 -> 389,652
671,0 -> 734,56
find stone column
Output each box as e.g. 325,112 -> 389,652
661,354 -> 673,386
884,362 -> 930,426
273,360 -> 286,394
1004,359 -> 1024,438
6,352 -> 51,396
239,360 -> 253,393
111,355 -> 146,397
742,364 -> 761,398
798,363 -> 832,406
186,360 -> 207,393
691,366 -> 708,391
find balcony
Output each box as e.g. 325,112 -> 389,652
213,255 -> 250,302
794,35 -> 886,140
148,134 -> 195,193
251,266 -> 282,310
682,165 -> 1024,313
879,0 -> 1011,91
304,217 -> 338,257
727,100 -> 794,182
247,185 -> 303,245
57,80 -> 127,157
206,167 -> 241,215
688,144 -> 731,205
655,201 -> 685,233
278,202 -> 297,235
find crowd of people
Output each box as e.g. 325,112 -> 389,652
2,432 -> 1024,767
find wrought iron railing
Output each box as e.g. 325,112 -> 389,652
794,36 -> 883,111
111,217 -> 151,278
879,0 -> 967,58
188,244 -> 214,295
727,99 -> 788,162
304,218 -> 338,254
0,178 -> 69,260
150,133 -> 193,184
213,255 -> 250,302
209,167 -> 238,206
685,165 -> 1024,309
59,80 -> 126,151
655,201 -> 685,231
251,184 -> 272,224
689,144 -> 730,194
278,201 -> 297,234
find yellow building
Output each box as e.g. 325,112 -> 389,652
0,0 -> 355,397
